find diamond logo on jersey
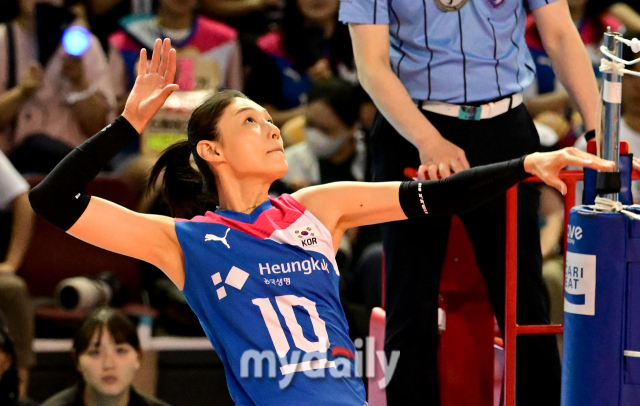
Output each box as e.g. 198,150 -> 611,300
486,0 -> 506,9
211,266 -> 250,300
291,225 -> 318,240
433,0 -> 471,12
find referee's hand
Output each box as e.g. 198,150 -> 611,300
524,148 -> 615,195
416,134 -> 470,180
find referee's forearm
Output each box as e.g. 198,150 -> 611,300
535,4 -> 599,131
546,33 -> 598,131
357,64 -> 439,150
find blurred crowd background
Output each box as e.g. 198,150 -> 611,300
0,0 -> 639,405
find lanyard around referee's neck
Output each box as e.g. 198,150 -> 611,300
433,0 -> 472,12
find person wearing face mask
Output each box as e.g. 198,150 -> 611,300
281,78 -> 365,191
281,78 -> 372,316
40,308 -> 170,406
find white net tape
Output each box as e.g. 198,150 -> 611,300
594,196 -> 640,220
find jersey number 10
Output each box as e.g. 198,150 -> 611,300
252,295 -> 331,358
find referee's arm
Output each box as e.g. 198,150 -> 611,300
348,23 -> 470,180
533,0 -> 599,131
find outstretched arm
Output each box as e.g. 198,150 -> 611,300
29,39 -> 187,289
294,148 -> 614,250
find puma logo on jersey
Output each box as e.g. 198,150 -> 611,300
205,228 -> 231,249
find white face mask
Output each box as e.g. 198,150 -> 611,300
305,127 -> 351,159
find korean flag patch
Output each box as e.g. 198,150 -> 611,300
291,225 -> 318,240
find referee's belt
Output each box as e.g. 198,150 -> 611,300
417,93 -> 523,121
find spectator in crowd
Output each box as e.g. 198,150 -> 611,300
281,78 -> 366,190
200,0 -> 283,39
281,77 -> 370,272
84,0 -> 152,54
0,150 -> 34,399
0,0 -> 114,173
245,0 -> 357,126
109,0 -> 243,96
0,316 -> 37,406
40,308 -> 170,406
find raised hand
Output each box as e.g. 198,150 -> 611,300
122,38 -> 179,133
524,147 -> 615,195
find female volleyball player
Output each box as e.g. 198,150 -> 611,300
30,39 -> 613,406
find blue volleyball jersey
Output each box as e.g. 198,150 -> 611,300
175,194 -> 367,406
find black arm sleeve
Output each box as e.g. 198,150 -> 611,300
29,116 -> 139,231
399,156 -> 529,218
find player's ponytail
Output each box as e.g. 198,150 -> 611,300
148,89 -> 250,219
149,140 -> 217,218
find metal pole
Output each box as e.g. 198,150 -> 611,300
598,28 -> 623,201
504,186 -> 518,406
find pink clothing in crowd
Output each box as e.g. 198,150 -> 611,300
0,21 -> 115,154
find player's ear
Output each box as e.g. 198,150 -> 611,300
198,140 -> 225,163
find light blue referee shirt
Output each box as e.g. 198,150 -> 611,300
339,0 -> 558,104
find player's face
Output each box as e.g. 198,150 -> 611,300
297,0 -> 339,24
215,98 -> 288,180
77,328 -> 140,398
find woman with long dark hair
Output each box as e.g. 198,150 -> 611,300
29,39 -> 614,405
41,308 -> 169,406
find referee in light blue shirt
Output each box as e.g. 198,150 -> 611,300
340,0 -> 599,405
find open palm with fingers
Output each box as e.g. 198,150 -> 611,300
122,38 -> 179,133
524,147 -> 615,195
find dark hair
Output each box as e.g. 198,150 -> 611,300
307,78 -> 360,127
3,1 -> 19,23
149,90 -> 250,219
73,308 -> 140,363
0,318 -> 18,406
583,0 -> 617,37
281,0 -> 354,73
585,0 -> 615,20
